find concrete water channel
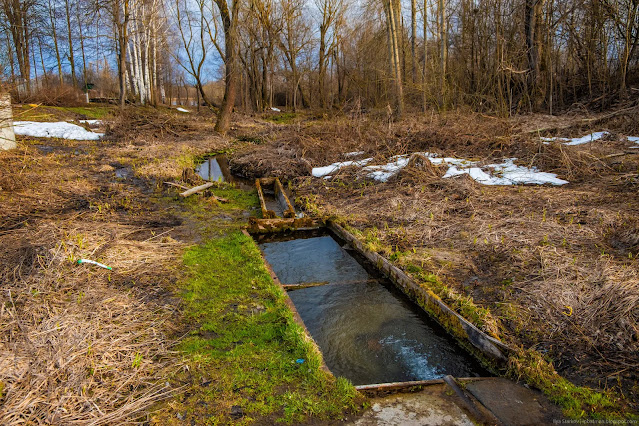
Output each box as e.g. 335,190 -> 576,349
252,225 -> 563,425
257,230 -> 488,386
194,157 -> 563,424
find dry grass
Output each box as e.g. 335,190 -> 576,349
0,131 -> 195,424
0,222 -> 183,424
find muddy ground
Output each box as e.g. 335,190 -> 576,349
231,108 -> 639,410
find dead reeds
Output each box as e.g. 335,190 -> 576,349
0,219 -> 184,425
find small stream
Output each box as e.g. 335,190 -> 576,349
257,231 -> 489,385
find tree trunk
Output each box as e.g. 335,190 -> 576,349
65,0 -> 77,88
384,0 -> 404,117
525,0 -> 545,109
116,0 -> 130,108
411,0 -> 417,84
48,0 -> 64,87
438,0 -> 446,106
0,92 -> 16,151
214,0 -> 239,134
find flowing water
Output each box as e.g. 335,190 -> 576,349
258,232 -> 489,385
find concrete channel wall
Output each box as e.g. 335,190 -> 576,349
328,221 -> 511,370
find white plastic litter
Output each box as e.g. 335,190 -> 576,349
77,259 -> 112,270
13,121 -> 103,140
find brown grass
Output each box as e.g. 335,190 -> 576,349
0,129 -> 205,423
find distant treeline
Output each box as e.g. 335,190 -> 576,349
1,0 -> 637,116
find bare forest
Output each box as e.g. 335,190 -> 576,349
2,0 -> 639,118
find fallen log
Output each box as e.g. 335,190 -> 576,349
180,182 -> 216,197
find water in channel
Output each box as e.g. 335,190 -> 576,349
258,233 -> 489,386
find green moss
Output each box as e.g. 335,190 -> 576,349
170,232 -> 362,423
509,350 -> 629,419
402,263 -> 498,336
12,105 -> 115,121
263,112 -> 297,124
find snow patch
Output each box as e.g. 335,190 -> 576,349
362,155 -> 411,182
13,121 -> 103,140
312,158 -> 373,177
344,151 -> 365,158
270,107 -> 281,112
628,136 -> 639,144
78,119 -> 103,125
176,107 -> 190,113
542,131 -> 609,146
313,152 -> 568,186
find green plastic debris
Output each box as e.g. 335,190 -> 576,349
77,259 -> 112,270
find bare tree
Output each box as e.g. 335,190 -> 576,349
214,0 -> 240,133
383,0 -> 403,117
2,0 -> 34,94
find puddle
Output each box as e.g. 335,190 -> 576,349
258,232 -> 489,385
115,167 -> 132,179
196,155 -> 233,182
196,155 -> 253,189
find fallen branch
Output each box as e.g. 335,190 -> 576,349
179,182 -> 215,197
603,151 -> 639,159
178,182 -> 230,203
163,181 -> 189,190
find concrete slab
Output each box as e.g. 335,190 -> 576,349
464,377 -> 563,425
352,384 -> 475,426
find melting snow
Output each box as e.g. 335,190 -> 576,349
628,136 -> 639,147
176,107 -> 190,113
312,158 -> 373,177
444,158 -> 568,185
13,121 -> 103,140
344,151 -> 365,158
362,155 -> 411,182
270,107 -> 281,112
79,119 -> 103,125
542,131 -> 609,146
313,152 -> 568,186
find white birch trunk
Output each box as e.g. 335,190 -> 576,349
0,93 -> 16,150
